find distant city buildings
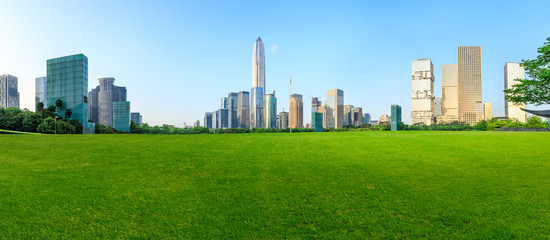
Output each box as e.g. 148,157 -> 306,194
483,102 -> 492,121
504,62 -> 527,123
250,87 -> 263,128
441,64 -> 458,122
363,113 -> 371,125
0,74 -> 19,109
411,59 -> 434,125
279,111 -> 288,129
391,104 -> 402,131
47,54 -> 94,134
344,105 -> 354,126
35,76 -> 46,108
289,94 -> 303,128
228,92 -> 238,128
352,107 -> 363,127
131,112 -> 143,125
458,46 -> 482,125
434,97 -> 442,118
113,101 -> 130,132
326,89 -> 343,128
312,112 -> 323,132
204,112 -> 213,129
237,91 -> 250,128
264,92 -> 277,128
380,114 -> 390,124
193,120 -> 200,128
89,77 -> 127,126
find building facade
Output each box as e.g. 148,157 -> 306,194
352,107 -> 363,127
442,64 -> 459,122
47,54 -> 94,134
458,46 -> 482,125
363,113 -> 371,125
326,89 -> 343,129
289,94 -> 303,128
252,37 -> 265,94
218,108 -> 229,129
483,102 -> 492,121
131,112 -> 143,125
279,111 -> 289,129
88,79 -> 127,125
250,87 -> 263,128
343,105 -> 354,126
35,76 -> 47,108
264,92 -> 277,128
504,62 -> 527,123
0,74 -> 19,109
411,59 -> 435,125
312,112 -> 323,132
113,101 -> 130,132
237,91 -> 250,128
228,92 -> 238,128
380,114 -> 390,124
391,104 -> 402,131
434,97 -> 442,118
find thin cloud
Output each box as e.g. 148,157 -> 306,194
270,45 -> 279,53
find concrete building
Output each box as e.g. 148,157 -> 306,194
411,59 -> 434,125
228,92 -> 238,128
326,89 -> 344,129
237,91 -> 250,128
442,64 -> 459,122
434,97 -> 442,118
35,76 -> 47,108
264,92 -> 277,128
47,54 -> 94,134
250,87 -> 263,128
458,46 -> 482,125
391,105 -> 402,131
0,74 -> 19,109
204,112 -> 213,129
370,120 -> 379,126
504,62 -> 527,123
131,112 -> 143,125
483,102 -> 492,121
363,113 -> 371,125
279,111 -> 289,129
289,94 -> 303,128
380,114 -> 390,124
113,101 -> 130,132
221,97 -> 228,109
352,107 -> 363,127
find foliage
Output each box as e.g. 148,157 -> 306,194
473,120 -> 488,131
55,99 -> 63,112
64,109 -> 72,120
95,123 -> 119,134
22,112 -> 44,132
69,119 -> 83,134
36,117 -> 57,134
36,102 -> 44,111
526,116 -> 549,128
504,37 -> 550,105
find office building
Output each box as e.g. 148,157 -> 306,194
0,74 -> 19,109
47,54 -> 94,134
326,89 -> 344,129
391,104 -> 402,131
352,107 -> 363,127
212,110 -> 218,129
312,112 -> 323,132
289,93 -> 303,128
458,46 -> 482,125
88,78 -> 127,125
221,97 -> 228,109
411,59 -> 435,125
380,114 -> 390,124
204,112 -> 213,129
344,105 -> 354,126
442,64 -> 459,123
250,87 -> 263,128
112,101 -> 130,132
279,111 -> 289,129
483,102 -> 492,121
363,113 -> 371,125
218,108 -> 229,129
193,120 -> 200,128
131,112 -> 143,125
237,91 -> 250,128
312,97 -> 321,113
434,97 -> 442,117
504,62 -> 527,123
264,92 -> 277,128
228,92 -> 238,128
35,76 -> 47,108
252,37 -> 265,92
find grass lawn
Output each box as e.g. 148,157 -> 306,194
1,131 -> 549,239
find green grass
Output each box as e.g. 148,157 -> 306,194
0,129 -> 42,134
1,132 -> 549,239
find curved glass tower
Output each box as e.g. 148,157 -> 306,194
250,37 -> 265,128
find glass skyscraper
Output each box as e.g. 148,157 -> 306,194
113,101 -> 130,132
264,92 -> 277,129
0,74 -> 19,109
237,91 -> 250,128
326,89 -> 344,129
46,54 -> 94,134
391,104 -> 402,131
228,92 -> 238,128
35,76 -> 47,108
250,86 -> 264,128
312,112 -> 323,132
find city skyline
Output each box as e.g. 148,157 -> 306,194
1,1 -> 550,126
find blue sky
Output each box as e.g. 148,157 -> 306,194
1,0 -> 549,126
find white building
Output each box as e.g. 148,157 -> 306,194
411,59 -> 435,125
504,62 -> 527,123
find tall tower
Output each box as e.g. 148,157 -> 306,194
457,46 -> 482,125
289,94 -> 304,128
35,76 -> 47,108
264,92 -> 277,128
326,89 -> 344,128
98,77 -> 116,126
442,64 -> 458,122
504,62 -> 527,123
411,59 -> 434,125
252,37 -> 265,93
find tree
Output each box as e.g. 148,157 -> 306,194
504,37 -> 550,105
36,102 -> 44,111
55,99 -> 63,112
69,119 -> 83,134
22,112 -> 43,132
474,120 -> 488,131
526,116 -> 548,128
46,105 -> 57,113
36,117 -> 57,134
65,109 -> 72,120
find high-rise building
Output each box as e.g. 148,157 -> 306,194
317,106 -> 327,128
0,74 -> 19,109
363,113 -> 371,125
47,54 -> 94,134
434,97 -> 442,117
227,92 -> 238,128
343,105 -> 354,126
131,112 -> 143,125
218,108 -> 229,129
442,64 -> 458,123
252,37 -> 265,93
352,107 -> 363,127
264,92 -> 277,128
458,46 -> 482,125
289,94 -> 303,128
35,76 -> 47,108
237,91 -> 250,128
250,87 -> 263,128
504,62 -> 527,123
391,105 -> 402,131
204,112 -> 213,129
483,102 -> 492,121
221,97 -> 228,109
380,114 -> 390,124
326,89 -> 344,129
193,120 -> 200,128
279,111 -> 289,129
411,59 -> 435,125
88,79 -> 127,125
113,101 -> 130,132
211,110 -> 218,129
312,112 -> 323,132
312,97 -> 321,113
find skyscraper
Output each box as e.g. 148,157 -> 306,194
442,64 -> 458,122
411,59 -> 434,125
352,107 -> 363,127
312,97 -> 321,113
264,92 -> 277,128
458,46 -> 482,125
279,111 -> 289,129
237,91 -> 250,128
211,110 -> 218,129
483,102 -> 492,121
252,37 -> 265,93
434,97 -> 442,118
113,101 -> 130,132
363,113 -> 371,125
504,62 -> 527,123
35,76 -> 47,108
326,89 -> 344,129
47,54 -> 94,134
289,94 -> 303,128
131,112 -> 143,125
391,105 -> 402,131
0,74 -> 19,109
343,105 -> 354,126
99,77 -> 115,126
312,112 -> 323,132
250,87 -> 263,128
227,92 -> 238,128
